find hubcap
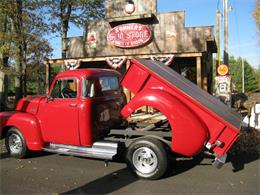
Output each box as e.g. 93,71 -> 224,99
132,147 -> 158,174
9,134 -> 23,154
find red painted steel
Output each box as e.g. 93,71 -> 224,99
0,61 -> 240,159
121,89 -> 208,156
0,112 -> 44,150
120,59 -> 240,157
0,68 -> 123,150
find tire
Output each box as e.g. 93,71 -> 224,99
5,127 -> 29,159
126,137 -> 168,180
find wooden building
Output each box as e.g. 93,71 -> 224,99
46,0 -> 216,95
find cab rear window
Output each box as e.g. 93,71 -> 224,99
99,76 -> 119,92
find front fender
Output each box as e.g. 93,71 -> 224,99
121,89 -> 208,156
0,112 -> 44,150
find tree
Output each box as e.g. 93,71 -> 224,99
0,0 -> 51,108
0,3 -> 15,110
254,0 -> 260,33
254,66 -> 260,91
229,56 -> 259,93
42,0 -> 104,62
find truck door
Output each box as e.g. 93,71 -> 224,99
91,76 -> 124,140
38,78 -> 80,145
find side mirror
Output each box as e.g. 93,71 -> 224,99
47,96 -> 54,102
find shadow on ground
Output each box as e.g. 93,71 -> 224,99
0,151 -> 53,160
0,152 -> 10,160
227,127 -> 260,172
62,167 -> 137,195
62,128 -> 260,194
62,153 -> 206,194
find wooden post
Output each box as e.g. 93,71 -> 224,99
196,56 -> 202,88
216,10 -> 221,68
223,0 -> 229,66
202,64 -> 208,91
45,62 -> 50,95
124,59 -> 131,102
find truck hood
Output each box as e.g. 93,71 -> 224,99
15,96 -> 45,114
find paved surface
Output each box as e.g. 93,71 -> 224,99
0,138 -> 259,195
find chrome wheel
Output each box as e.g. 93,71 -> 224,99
6,127 -> 29,158
8,133 -> 23,154
132,147 -> 158,174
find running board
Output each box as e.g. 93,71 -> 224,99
43,141 -> 118,160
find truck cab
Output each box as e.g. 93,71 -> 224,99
0,69 -> 125,157
37,69 -> 125,146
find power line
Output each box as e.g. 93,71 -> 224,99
217,0 -> 221,10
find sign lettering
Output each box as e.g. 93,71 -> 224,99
107,23 -> 151,48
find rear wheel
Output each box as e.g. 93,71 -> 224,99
126,137 -> 168,180
5,127 -> 29,158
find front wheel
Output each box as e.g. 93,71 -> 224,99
126,137 -> 168,180
5,127 -> 29,158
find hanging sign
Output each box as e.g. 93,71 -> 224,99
150,55 -> 175,66
107,23 -> 151,48
86,32 -> 97,49
105,56 -> 127,69
217,64 -> 229,76
64,59 -> 80,70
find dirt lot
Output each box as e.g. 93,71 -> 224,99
0,128 -> 259,195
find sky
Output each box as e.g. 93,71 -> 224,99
49,0 -> 260,68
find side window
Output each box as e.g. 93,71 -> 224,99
50,80 -> 62,98
99,76 -> 119,92
50,79 -> 78,98
82,78 -> 95,98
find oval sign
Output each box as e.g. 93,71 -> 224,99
217,64 -> 229,76
107,23 -> 151,48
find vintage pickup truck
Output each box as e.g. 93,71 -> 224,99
0,59 -> 241,179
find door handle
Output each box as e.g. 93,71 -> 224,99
69,103 -> 77,107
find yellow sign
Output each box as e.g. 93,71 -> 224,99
217,64 -> 229,76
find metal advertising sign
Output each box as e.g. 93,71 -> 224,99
215,75 -> 231,106
217,64 -> 229,76
87,32 -> 97,49
107,23 -> 151,48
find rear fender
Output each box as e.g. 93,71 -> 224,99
121,89 -> 208,156
0,112 -> 44,150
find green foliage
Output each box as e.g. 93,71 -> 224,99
254,66 -> 260,90
229,56 -> 259,93
50,63 -> 62,84
0,0 -> 52,101
0,0 -> 105,103
254,0 -> 260,32
42,0 -> 105,34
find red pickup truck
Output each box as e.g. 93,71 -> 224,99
0,59 -> 241,180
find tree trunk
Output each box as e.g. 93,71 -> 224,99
0,15 -> 9,111
60,0 -> 71,71
0,71 -> 5,111
14,0 -> 26,102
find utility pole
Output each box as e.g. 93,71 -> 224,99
223,0 -> 229,66
215,0 -> 231,107
242,58 -> 245,93
216,10 -> 221,69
